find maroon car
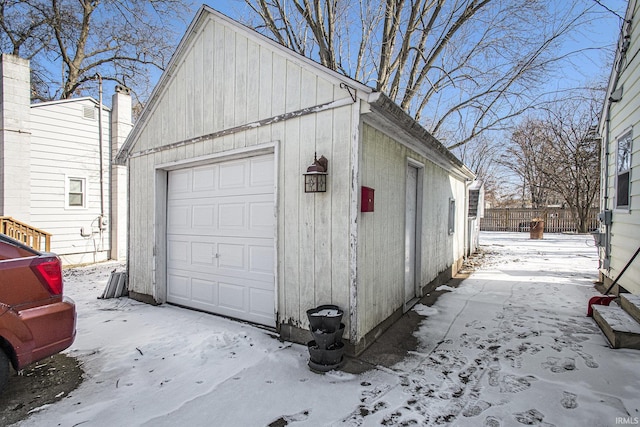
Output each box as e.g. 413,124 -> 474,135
0,233 -> 76,392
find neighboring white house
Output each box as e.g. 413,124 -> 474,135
115,6 -> 476,354
0,54 -> 130,265
597,0 -> 640,294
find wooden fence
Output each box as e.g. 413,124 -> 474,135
480,208 -> 599,233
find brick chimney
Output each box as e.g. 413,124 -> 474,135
110,84 -> 132,260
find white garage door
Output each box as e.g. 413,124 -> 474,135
166,154 -> 275,326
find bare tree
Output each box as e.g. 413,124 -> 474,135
501,119 -> 556,209
0,0 -> 190,102
456,135 -> 503,207
0,1 -> 50,57
501,88 -> 602,232
539,95 -> 601,233
242,0 -> 613,148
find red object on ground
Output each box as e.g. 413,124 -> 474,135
587,295 -> 617,317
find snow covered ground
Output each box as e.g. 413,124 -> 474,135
17,232 -> 640,426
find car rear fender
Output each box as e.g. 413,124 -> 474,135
18,298 -> 76,368
0,307 -> 36,369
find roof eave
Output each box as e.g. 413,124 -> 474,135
366,92 -> 475,180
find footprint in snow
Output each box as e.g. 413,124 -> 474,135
459,332 -> 481,348
465,320 -> 486,330
267,409 -> 310,427
513,408 -> 555,426
360,384 -> 393,404
560,391 -> 578,409
462,400 -> 492,417
339,402 -> 389,426
457,365 -> 479,384
499,374 -> 537,393
516,330 -> 540,339
484,415 -> 502,427
542,356 -> 576,373
502,349 -> 523,369
487,359 -> 501,387
380,409 -> 420,426
436,381 -> 465,400
576,351 -> 599,368
424,349 -> 467,371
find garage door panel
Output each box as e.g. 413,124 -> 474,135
249,246 -> 274,275
250,156 -> 275,187
218,281 -> 246,310
167,154 -> 275,327
216,243 -> 244,269
191,278 -> 218,305
191,241 -> 217,266
168,239 -> 190,263
218,203 -> 246,229
192,165 -> 217,191
250,288 -> 275,317
167,274 -> 190,299
249,202 -> 274,230
193,205 -> 216,227
168,169 -> 191,193
219,162 -> 247,189
168,205 -> 191,228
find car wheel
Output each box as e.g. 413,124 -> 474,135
0,349 -> 9,393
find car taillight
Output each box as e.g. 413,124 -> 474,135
30,256 -> 64,296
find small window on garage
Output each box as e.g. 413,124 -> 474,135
67,177 -> 87,208
448,198 -> 456,235
616,131 -> 632,209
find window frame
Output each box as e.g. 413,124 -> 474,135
66,176 -> 88,209
448,198 -> 456,235
615,130 -> 632,210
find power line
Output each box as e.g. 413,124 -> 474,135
592,0 -> 626,21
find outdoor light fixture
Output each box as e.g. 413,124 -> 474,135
304,153 -> 328,193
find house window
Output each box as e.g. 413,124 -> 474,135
616,131 -> 632,209
448,198 -> 456,234
67,177 -> 87,208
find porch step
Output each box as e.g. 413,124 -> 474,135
620,294 -> 640,324
592,304 -> 640,349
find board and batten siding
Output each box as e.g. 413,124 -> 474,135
357,124 -> 467,338
29,99 -> 111,264
131,15 -> 347,155
125,12 -> 356,334
602,0 -> 640,294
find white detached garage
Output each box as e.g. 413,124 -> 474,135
116,6 -> 475,355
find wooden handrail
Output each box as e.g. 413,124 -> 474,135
0,217 -> 51,252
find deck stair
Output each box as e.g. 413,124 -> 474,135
0,216 -> 51,251
592,294 -> 640,349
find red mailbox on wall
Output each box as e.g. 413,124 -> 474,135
361,186 -> 375,212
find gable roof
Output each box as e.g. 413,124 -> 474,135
115,5 -> 372,165
115,5 -> 473,180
